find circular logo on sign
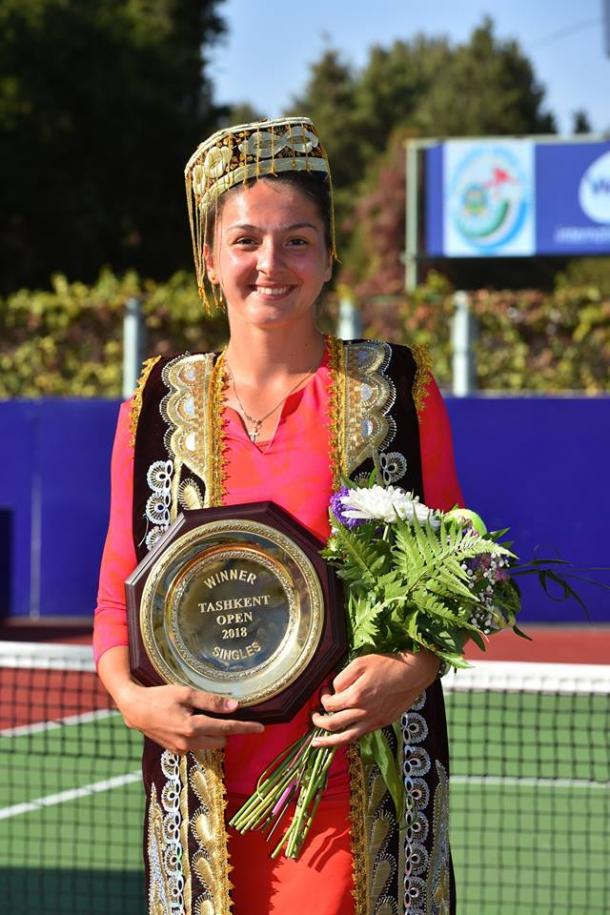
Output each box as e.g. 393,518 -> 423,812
449,146 -> 529,252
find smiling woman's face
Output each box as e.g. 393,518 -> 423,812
204,178 -> 333,332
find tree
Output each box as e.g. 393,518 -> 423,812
0,0 -> 226,293
288,49 -> 363,191
572,109 -> 592,134
414,18 -> 555,137
292,17 -> 560,295
353,36 -> 452,159
340,128 -> 410,299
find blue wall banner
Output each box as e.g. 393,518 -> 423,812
1,398 -> 609,624
425,138 -> 610,257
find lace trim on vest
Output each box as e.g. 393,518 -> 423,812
336,339 -> 409,486
147,752 -> 185,914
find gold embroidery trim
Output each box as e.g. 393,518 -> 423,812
160,352 -> 232,913
411,342 -> 432,418
190,750 -> 233,915
347,744 -> 371,915
129,355 -> 161,447
327,335 -> 345,489
162,353 -> 217,496
192,360 -> 231,913
343,341 -> 395,476
427,761 -> 451,915
206,351 -> 229,507
180,755 -> 192,913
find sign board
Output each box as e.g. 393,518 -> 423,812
426,139 -> 610,257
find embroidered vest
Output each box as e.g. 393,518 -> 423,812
130,339 -> 453,915
131,339 -> 428,557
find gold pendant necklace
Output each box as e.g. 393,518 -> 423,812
224,361 -> 317,444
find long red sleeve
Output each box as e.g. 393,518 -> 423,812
92,400 -> 136,664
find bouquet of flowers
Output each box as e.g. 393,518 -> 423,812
229,477 -> 575,860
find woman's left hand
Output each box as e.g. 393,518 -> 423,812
310,650 -> 440,748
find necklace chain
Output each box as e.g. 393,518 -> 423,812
224,357 -> 318,443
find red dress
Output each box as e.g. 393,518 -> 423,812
94,352 -> 462,914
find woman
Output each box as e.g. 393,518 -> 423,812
94,116 -> 463,915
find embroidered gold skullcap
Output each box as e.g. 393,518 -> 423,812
184,116 -> 336,309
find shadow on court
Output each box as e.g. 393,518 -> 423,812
0,868 -> 145,914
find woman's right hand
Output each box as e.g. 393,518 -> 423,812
115,680 -> 264,753
97,646 -> 264,753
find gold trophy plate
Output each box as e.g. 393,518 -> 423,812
126,502 -> 345,723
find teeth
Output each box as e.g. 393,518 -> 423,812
256,286 -> 290,296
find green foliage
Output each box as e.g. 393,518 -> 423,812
288,49 -> 363,192
413,18 -> 555,137
0,270 -> 227,397
0,0 -> 226,294
290,18 -> 559,292
325,513 -> 509,666
556,257 -> 610,296
1,271 -> 607,397
322,491 -> 520,818
344,273 -> 609,393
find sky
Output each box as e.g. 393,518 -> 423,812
208,0 -> 610,135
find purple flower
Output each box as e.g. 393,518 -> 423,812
493,568 -> 510,583
466,554 -> 492,573
329,487 -> 366,529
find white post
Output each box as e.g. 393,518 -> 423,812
451,291 -> 477,396
337,291 -> 363,340
405,140 -> 419,293
123,297 -> 144,398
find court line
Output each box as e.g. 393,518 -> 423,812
1,707 -> 119,738
2,769 -> 603,824
451,774 -> 607,790
0,771 -> 142,821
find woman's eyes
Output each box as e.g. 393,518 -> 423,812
231,236 -> 310,248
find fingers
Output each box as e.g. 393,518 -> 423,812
310,706 -> 370,749
151,715 -> 264,754
186,689 -> 239,715
311,707 -> 366,732
311,724 -> 365,748
129,685 -> 264,753
332,658 -> 365,693
321,682 -> 362,713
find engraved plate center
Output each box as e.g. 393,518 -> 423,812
169,545 -> 294,675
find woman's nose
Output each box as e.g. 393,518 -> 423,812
256,238 -> 284,273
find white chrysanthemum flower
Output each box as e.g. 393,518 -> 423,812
340,485 -> 440,528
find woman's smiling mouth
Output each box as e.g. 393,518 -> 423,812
253,285 -> 293,297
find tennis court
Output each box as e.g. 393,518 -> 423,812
1,645 -> 608,914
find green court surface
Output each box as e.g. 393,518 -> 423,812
445,688 -> 609,914
1,684 -> 608,914
1,714 -> 146,914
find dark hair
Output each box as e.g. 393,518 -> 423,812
205,170 -> 333,251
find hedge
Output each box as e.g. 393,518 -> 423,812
1,270 -> 608,397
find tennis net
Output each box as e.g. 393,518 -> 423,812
1,643 -> 608,914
